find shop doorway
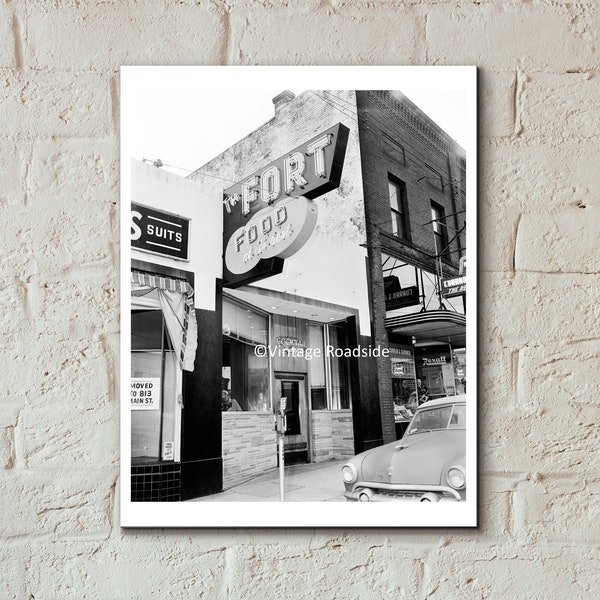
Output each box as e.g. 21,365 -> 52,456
275,374 -> 310,464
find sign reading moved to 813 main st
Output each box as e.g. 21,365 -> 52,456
130,378 -> 161,410
131,203 -> 190,261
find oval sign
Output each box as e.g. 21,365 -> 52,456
225,196 -> 318,275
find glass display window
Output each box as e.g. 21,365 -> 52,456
328,322 -> 351,410
131,303 -> 180,462
381,252 -> 464,315
222,298 -> 270,412
307,323 -> 327,410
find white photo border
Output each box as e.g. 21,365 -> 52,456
120,66 -> 477,528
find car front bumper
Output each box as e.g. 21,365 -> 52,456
344,482 -> 463,502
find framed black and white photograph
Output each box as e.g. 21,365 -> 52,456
120,66 -> 477,527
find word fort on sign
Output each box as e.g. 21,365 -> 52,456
222,123 -> 349,287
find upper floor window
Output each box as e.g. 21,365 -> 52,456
430,201 -> 449,258
388,175 -> 409,240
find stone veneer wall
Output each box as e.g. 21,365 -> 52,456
222,412 -> 277,489
311,410 -> 354,463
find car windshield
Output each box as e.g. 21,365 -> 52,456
407,403 -> 466,434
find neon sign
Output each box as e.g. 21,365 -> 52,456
223,123 -> 349,287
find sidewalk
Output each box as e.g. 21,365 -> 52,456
190,459 -> 347,502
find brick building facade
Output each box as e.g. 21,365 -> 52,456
356,90 -> 467,443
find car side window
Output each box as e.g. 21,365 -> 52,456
408,406 -> 452,433
448,404 -> 466,428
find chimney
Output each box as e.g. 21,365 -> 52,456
272,90 -> 295,112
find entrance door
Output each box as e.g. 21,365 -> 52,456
276,375 -> 310,464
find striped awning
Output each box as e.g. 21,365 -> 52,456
131,271 -> 192,295
131,271 -> 198,372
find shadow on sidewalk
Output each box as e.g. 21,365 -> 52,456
190,459 -> 347,502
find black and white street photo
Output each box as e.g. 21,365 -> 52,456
120,67 -> 477,527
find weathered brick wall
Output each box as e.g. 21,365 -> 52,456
2,1 -> 599,598
357,90 -> 466,274
356,90 -> 468,443
190,89 -> 366,247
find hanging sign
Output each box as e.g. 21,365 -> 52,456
384,276 -> 420,310
441,276 -> 466,298
130,378 -> 161,410
131,203 -> 190,261
223,123 -> 349,287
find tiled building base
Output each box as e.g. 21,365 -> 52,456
131,462 -> 182,502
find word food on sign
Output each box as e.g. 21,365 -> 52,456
225,195 -> 318,275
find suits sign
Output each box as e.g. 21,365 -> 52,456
222,123 -> 349,287
131,203 -> 190,261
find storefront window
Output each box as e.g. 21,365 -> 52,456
131,308 -> 178,462
308,323 -> 327,410
247,351 -> 269,411
222,298 -> 269,412
389,345 -> 417,421
222,297 -> 353,413
415,346 -> 456,399
382,252 -> 464,315
328,322 -> 350,410
452,348 -> 467,393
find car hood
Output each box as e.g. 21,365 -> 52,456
359,429 -> 465,486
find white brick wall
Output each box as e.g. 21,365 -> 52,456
2,0 -> 599,597
25,3 -> 227,69
230,6 -> 425,64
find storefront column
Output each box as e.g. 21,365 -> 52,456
180,281 -> 223,500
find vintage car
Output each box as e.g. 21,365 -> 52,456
342,395 -> 466,502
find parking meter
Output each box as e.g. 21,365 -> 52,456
276,397 -> 287,502
275,397 -> 287,434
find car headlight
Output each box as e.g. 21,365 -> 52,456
341,463 -> 358,484
446,466 -> 466,490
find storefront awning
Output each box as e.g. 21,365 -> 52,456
385,310 -> 466,347
131,271 -> 198,371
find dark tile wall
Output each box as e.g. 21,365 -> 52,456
131,463 -> 182,502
